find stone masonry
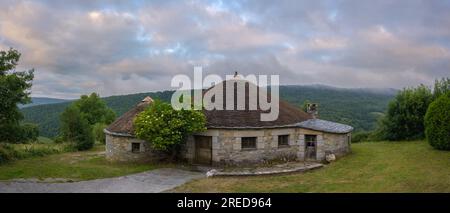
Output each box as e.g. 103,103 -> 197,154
183,127 -> 351,166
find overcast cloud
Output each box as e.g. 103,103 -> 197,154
0,0 -> 449,98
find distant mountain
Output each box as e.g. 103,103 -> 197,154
19,97 -> 69,108
21,85 -> 395,137
287,84 -> 398,95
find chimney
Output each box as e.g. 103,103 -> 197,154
141,96 -> 154,103
306,103 -> 318,119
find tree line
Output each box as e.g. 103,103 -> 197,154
354,78 -> 450,150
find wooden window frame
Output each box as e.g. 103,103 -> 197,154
305,135 -> 317,147
278,135 -> 290,147
241,137 -> 257,150
131,142 -> 141,153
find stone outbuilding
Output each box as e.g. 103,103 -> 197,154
104,79 -> 353,165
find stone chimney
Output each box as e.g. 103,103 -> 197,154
306,103 -> 318,119
141,96 -> 154,103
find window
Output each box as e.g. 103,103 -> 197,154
305,135 -> 317,147
131,143 -> 141,153
241,137 -> 257,150
278,135 -> 289,147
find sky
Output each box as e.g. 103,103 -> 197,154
0,0 -> 449,99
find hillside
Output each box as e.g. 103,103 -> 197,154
21,85 -> 395,137
19,97 -> 69,108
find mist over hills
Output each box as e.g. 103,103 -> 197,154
19,97 -> 69,108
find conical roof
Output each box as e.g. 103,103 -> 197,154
201,79 -> 312,128
105,80 -> 312,136
105,96 -> 153,136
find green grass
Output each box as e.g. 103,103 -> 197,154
173,141 -> 450,192
0,145 -> 163,181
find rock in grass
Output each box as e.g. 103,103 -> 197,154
325,154 -> 336,163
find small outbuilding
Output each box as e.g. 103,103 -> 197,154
104,79 -> 353,165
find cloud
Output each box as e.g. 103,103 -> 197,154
0,0 -> 449,98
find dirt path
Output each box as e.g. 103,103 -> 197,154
0,168 -> 203,193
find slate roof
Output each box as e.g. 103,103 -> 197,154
296,119 -> 354,134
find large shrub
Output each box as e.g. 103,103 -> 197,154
424,93 -> 450,150
0,144 -> 18,164
60,105 -> 95,150
93,123 -> 107,144
351,131 -> 371,143
59,93 -> 115,150
134,100 -> 206,157
20,123 -> 39,142
374,85 -> 433,141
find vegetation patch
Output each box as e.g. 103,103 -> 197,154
0,145 -> 164,181
0,138 -> 74,164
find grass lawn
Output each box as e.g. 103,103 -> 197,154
173,141 -> 450,192
0,145 -> 165,181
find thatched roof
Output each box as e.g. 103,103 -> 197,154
202,79 -> 312,128
105,79 -> 313,136
105,96 -> 153,136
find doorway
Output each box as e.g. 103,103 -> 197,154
194,136 -> 212,165
305,135 -> 317,160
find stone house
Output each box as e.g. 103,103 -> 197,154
104,79 -> 353,165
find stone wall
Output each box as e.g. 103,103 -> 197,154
106,128 -> 351,165
184,128 -> 351,165
105,133 -> 167,162
323,132 -> 351,157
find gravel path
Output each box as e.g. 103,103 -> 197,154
0,168 -> 203,193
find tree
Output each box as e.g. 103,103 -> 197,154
60,105 -> 94,150
60,93 -> 115,149
74,93 -> 115,125
424,92 -> 450,150
93,123 -> 107,144
20,123 -> 39,142
433,77 -> 450,100
134,100 -> 206,158
0,48 -> 35,143
375,85 -> 433,140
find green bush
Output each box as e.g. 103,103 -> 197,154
352,131 -> 371,143
424,93 -> 450,150
60,105 -> 95,150
53,135 -> 65,144
374,85 -> 433,141
20,123 -> 39,142
93,123 -> 107,144
134,100 -> 206,155
0,144 -> 18,164
74,122 -> 95,151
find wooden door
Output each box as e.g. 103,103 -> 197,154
194,136 -> 212,165
305,135 -> 317,160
